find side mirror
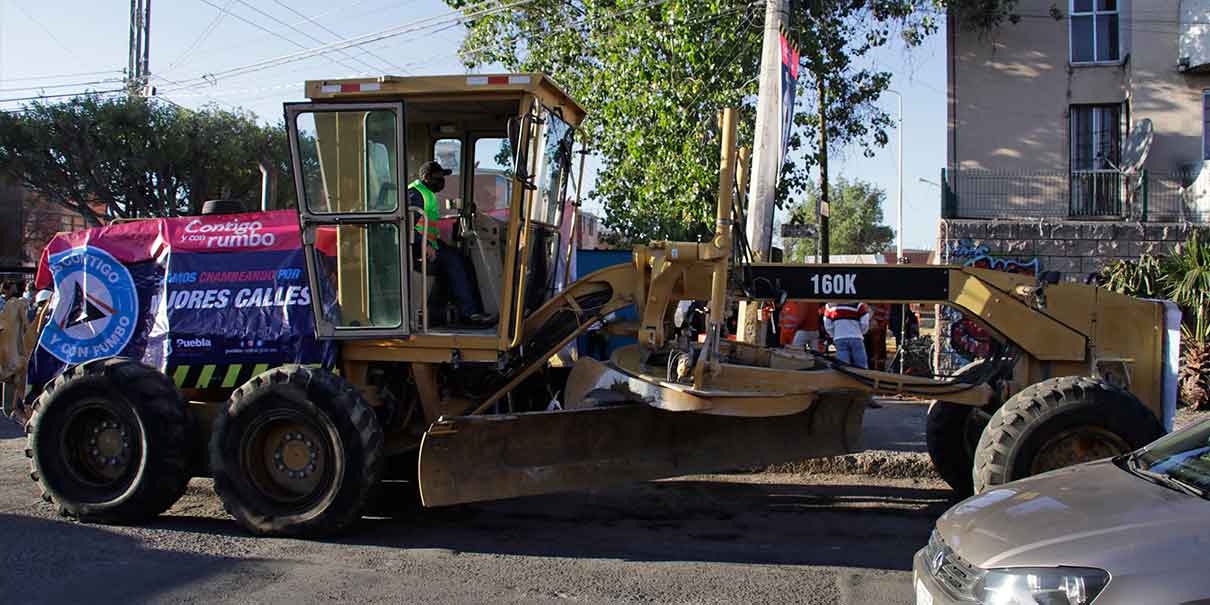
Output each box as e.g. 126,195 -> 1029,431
444,198 -> 462,212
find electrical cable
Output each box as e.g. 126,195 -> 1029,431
196,0 -> 365,76
0,79 -> 126,94
0,88 -> 127,104
163,0 -> 236,73
155,0 -> 535,94
229,0 -> 393,75
270,0 -> 409,74
0,70 -> 124,83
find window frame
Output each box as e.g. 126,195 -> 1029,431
469,134 -> 515,215
1203,90 -> 1210,161
1069,102 -> 1125,217
1069,0 -> 1121,65
285,100 -> 411,339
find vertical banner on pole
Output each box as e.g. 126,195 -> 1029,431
778,31 -> 800,182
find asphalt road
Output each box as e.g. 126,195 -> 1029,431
0,406 -> 950,605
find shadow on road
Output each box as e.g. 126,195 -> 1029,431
1,416 -> 24,440
147,477 -> 952,572
0,513 -> 257,604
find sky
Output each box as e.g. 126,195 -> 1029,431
0,0 -> 945,250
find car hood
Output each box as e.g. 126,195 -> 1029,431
936,459 -> 1210,572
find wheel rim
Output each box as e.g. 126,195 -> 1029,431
239,409 -> 334,510
60,399 -> 140,490
1030,426 -> 1131,475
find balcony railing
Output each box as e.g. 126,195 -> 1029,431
941,168 -> 1210,223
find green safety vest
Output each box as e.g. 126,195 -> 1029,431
409,180 -> 440,250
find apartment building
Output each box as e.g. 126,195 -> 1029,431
940,0 -> 1210,280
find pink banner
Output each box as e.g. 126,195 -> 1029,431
36,210 -> 304,289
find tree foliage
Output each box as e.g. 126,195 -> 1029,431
785,177 -> 894,257
0,95 -> 293,225
447,0 -> 1015,243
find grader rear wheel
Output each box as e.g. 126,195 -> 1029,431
972,376 -> 1164,493
210,365 -> 383,537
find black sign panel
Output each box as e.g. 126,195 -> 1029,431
743,264 -> 951,302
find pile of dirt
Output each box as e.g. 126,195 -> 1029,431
767,450 -> 939,481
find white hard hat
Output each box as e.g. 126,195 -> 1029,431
35,290 -> 52,304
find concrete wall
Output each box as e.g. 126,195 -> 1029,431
949,0 -> 1210,212
937,218 -> 1205,282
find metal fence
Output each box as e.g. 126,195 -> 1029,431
942,168 -> 1210,223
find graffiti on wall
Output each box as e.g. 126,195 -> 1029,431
939,239 -> 1040,369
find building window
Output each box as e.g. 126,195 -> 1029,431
1070,104 -> 1123,216
1204,91 -> 1210,161
1070,0 -> 1119,64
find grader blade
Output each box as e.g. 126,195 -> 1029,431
416,393 -> 867,507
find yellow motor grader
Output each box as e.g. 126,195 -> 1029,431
9,74 -> 1176,536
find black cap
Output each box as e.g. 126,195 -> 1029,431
420,160 -> 453,179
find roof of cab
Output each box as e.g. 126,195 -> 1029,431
303,73 -> 586,125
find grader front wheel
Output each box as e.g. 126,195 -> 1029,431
972,376 -> 1164,493
925,401 -> 993,498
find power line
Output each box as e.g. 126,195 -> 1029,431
155,0 -> 536,94
270,0 -> 409,74
0,88 -> 127,104
0,79 -> 127,94
163,0 -> 236,73
0,70 -> 125,83
12,3 -> 85,63
228,0 -> 392,74
194,0 -> 366,76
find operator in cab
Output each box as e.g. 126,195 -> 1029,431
409,160 -> 494,327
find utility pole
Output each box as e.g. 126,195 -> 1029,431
127,0 -> 151,97
886,89 -> 903,264
816,73 -> 829,264
737,0 -> 788,344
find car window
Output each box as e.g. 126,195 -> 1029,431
1138,419 -> 1210,491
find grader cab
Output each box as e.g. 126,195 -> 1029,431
12,74 -> 1178,537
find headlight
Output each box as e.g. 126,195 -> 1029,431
975,567 -> 1109,605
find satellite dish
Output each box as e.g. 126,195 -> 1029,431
1120,118 -> 1154,174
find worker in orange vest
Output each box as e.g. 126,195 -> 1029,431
779,301 -> 821,351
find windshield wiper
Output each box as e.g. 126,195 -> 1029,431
1125,453 -> 1208,499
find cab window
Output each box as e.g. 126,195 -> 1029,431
293,107 -> 403,330
433,138 -> 462,216
472,137 -> 513,214
530,108 -> 573,226
295,108 -> 399,214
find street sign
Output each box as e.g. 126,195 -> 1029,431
780,223 -> 819,238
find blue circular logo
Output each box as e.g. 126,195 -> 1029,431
39,246 -> 139,364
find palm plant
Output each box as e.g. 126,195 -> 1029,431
1162,233 -> 1210,343
1099,237 -> 1210,409
1099,254 -> 1167,299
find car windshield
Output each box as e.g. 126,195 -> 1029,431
1136,419 -> 1210,492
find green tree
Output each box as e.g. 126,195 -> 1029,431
447,0 -> 1018,243
784,177 -> 894,258
0,95 -> 293,226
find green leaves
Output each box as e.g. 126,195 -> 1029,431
785,176 -> 894,257
1101,234 -> 1210,343
0,95 -> 293,225
449,0 -> 948,243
